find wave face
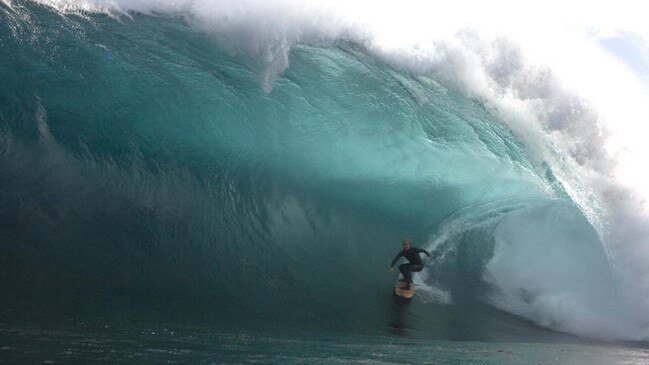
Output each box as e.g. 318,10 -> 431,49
1,1 -> 647,341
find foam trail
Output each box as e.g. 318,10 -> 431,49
414,270 -> 452,305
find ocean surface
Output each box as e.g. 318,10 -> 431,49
2,0 -> 649,363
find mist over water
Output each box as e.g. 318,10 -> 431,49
2,0 -> 649,342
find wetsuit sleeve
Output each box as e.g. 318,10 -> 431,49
390,251 -> 404,267
416,247 -> 431,257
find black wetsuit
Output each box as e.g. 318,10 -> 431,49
390,247 -> 431,285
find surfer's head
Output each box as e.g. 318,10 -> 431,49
402,239 -> 410,249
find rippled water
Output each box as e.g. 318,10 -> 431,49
2,320 -> 649,364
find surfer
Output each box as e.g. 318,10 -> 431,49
388,239 -> 434,290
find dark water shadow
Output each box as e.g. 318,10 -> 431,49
387,293 -> 413,337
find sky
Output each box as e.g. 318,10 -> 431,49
600,34 -> 649,91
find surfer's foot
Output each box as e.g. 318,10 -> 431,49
402,284 -> 411,290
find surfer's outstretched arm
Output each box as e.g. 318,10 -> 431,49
428,250 -> 441,260
415,247 -> 431,257
388,251 -> 404,270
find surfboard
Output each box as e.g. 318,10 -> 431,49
394,281 -> 415,299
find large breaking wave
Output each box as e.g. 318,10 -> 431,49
2,0 -> 649,341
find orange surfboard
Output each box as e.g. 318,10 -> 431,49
394,281 -> 415,299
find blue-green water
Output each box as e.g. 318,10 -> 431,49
2,319 -> 649,364
1,0 -> 646,362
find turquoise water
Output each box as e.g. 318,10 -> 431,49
2,319 -> 648,364
0,1 -> 645,362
